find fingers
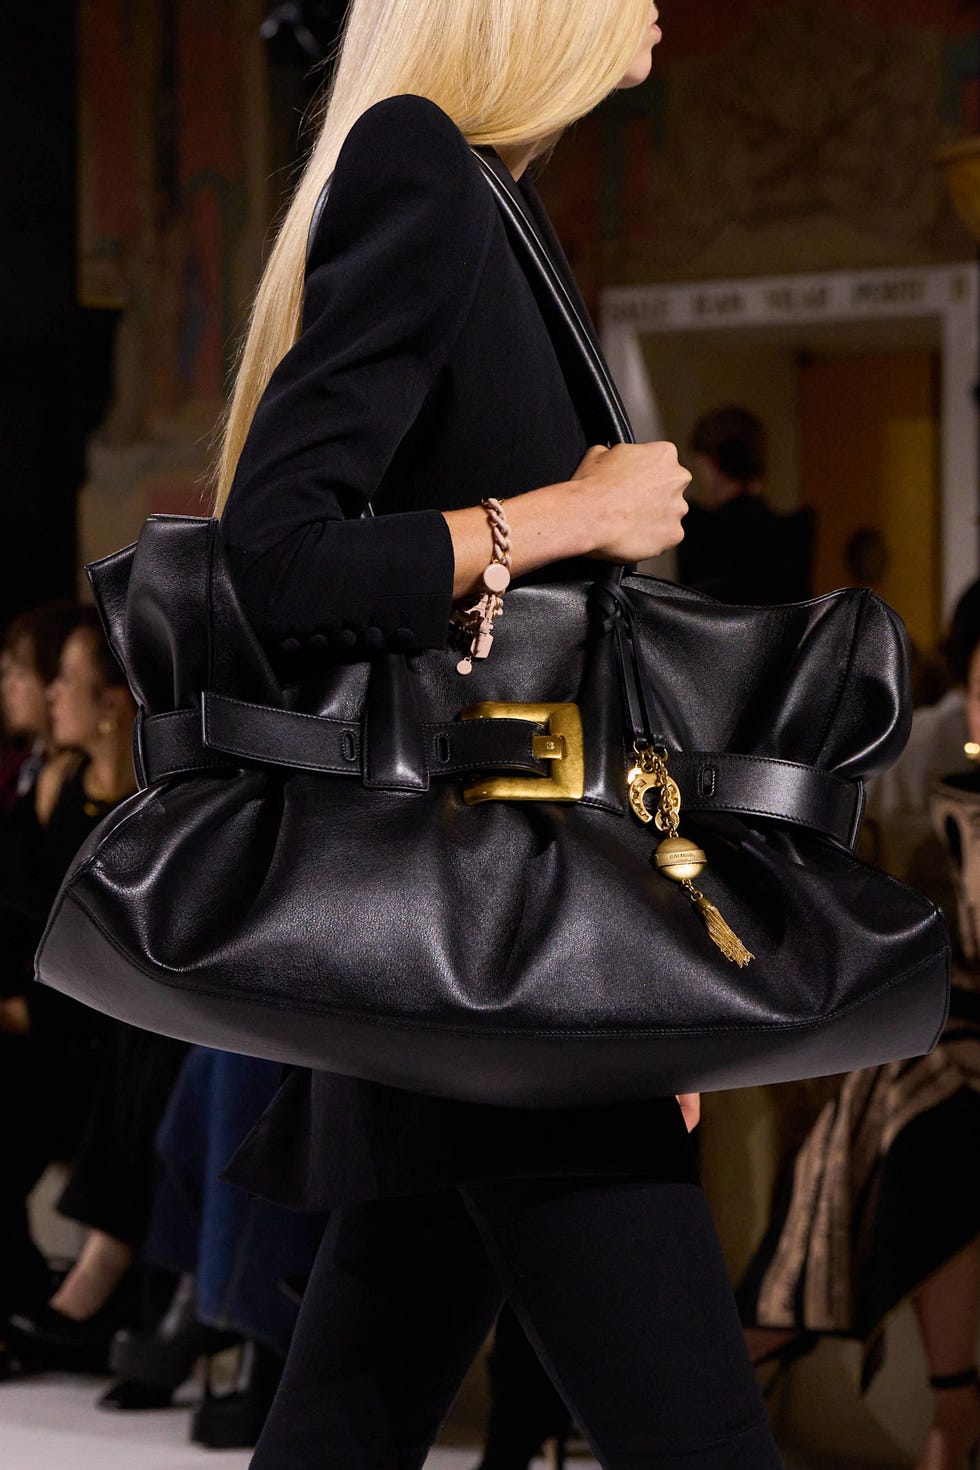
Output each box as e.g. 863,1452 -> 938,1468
573,439 -> 692,561
676,1092 -> 701,1131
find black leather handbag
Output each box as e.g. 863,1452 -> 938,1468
35,158 -> 950,1107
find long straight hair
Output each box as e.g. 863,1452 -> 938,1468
211,0 -> 651,513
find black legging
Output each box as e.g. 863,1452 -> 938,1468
478,1303 -> 571,1469
250,1177 -> 783,1470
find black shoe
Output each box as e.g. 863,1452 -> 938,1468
110,1275 -> 241,1391
97,1377 -> 179,1411
190,1340 -> 283,1450
6,1299 -> 129,1374
0,1338 -> 48,1381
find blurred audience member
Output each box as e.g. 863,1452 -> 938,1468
864,579 -> 980,892
0,603 -> 85,814
843,526 -> 889,591
843,527 -> 949,707
737,594 -> 980,1470
4,608 -> 194,1381
678,407 -> 815,604
102,1050 -> 324,1444
7,1029 -> 190,1383
0,607 -> 136,1374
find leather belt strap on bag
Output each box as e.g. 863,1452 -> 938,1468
135,696 -> 863,847
136,701 -> 562,786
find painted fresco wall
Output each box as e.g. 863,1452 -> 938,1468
72,9 -> 980,1457
540,0 -> 980,304
77,0 -> 980,564
77,0 -> 271,566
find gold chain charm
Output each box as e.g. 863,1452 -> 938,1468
627,747 -> 682,829
627,748 -> 662,825
628,743 -> 754,969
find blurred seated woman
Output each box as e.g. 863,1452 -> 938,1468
738,618 -> 980,1470
0,607 -> 142,1373
4,612 -> 189,1379
99,1048 -> 325,1442
0,603 -> 81,817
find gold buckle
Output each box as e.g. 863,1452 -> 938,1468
460,702 -> 585,805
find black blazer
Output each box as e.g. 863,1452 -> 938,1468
221,96 -> 697,1208
221,94 -> 603,666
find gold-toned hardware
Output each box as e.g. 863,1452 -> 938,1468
627,765 -> 659,824
654,835 -> 707,882
628,747 -> 677,829
654,775 -> 681,833
627,742 -> 754,967
686,888 -> 755,968
461,702 -> 584,804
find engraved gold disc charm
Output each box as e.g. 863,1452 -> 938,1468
628,743 -> 754,968
627,766 -> 659,825
653,835 -> 706,882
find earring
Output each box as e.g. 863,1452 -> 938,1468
98,717 -> 116,737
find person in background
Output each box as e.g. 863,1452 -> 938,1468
0,605 -> 134,1373
842,526 -> 889,593
4,610 -> 193,1384
678,407 -> 814,605
842,526 -> 949,707
863,578 -> 980,893
737,597 -> 980,1470
0,603 -> 84,814
99,1048 -> 325,1447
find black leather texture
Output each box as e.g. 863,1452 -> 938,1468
33,145 -> 950,1107
33,510 -> 950,1107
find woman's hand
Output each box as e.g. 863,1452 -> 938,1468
445,442 -> 691,599
676,1092 -> 701,1132
572,442 -> 691,562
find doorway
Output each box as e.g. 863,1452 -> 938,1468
601,264 -> 979,622
799,350 -> 941,649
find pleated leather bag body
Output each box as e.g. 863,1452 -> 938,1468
35,158 -> 950,1107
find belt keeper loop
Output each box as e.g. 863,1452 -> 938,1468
697,765 -> 717,799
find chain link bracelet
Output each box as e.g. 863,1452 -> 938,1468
455,498 -> 512,675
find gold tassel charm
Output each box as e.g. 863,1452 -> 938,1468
628,742 -> 754,968
684,884 -> 754,968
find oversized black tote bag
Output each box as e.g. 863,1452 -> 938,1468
35,158 -> 950,1107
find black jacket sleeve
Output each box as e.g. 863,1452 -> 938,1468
220,95 -> 495,657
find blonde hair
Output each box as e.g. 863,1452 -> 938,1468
212,0 -> 650,514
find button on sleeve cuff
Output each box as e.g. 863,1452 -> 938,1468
229,507 -> 456,655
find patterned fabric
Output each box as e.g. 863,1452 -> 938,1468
737,774 -> 980,1388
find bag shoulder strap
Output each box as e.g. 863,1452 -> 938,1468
468,151 -> 633,448
304,148 -> 634,450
